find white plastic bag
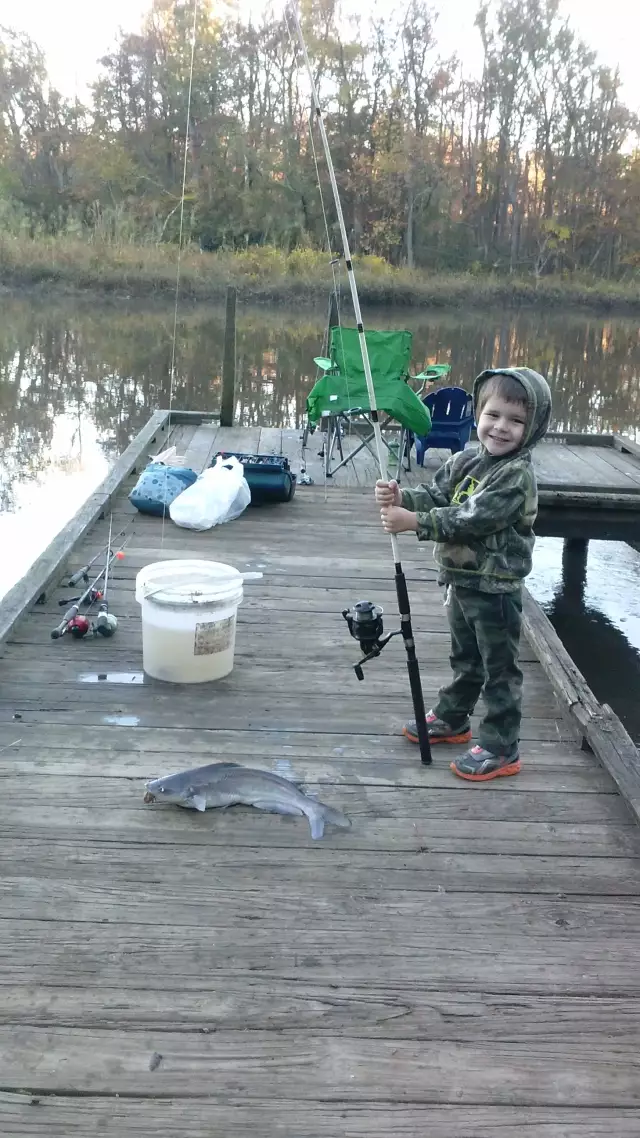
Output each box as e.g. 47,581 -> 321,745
151,444 -> 186,467
169,455 -> 251,531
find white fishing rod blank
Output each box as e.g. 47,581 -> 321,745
287,2 -> 432,765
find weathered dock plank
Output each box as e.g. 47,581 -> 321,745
3,1023 -> 640,1104
2,1097 -> 640,1138
1,417 -> 640,1137
3,913 -> 640,993
4,983 -> 640,1041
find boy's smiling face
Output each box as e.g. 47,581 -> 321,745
477,393 -> 527,456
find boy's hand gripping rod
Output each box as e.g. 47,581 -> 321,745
288,2 -> 431,764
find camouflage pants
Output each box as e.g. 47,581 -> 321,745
434,584 -> 523,751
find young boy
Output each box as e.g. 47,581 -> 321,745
375,367 -> 552,781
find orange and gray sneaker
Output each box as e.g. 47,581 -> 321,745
450,744 -> 521,782
403,711 -> 472,746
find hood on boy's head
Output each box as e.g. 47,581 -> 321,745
473,367 -> 552,451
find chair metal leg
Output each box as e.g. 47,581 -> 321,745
394,427 -> 414,481
326,431 -> 373,476
320,412 -> 405,479
325,419 -> 338,478
395,431 -> 404,483
322,415 -> 347,477
404,431 -> 412,473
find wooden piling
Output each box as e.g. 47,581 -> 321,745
220,286 -> 237,427
563,537 -> 589,576
321,289 -> 340,357
561,537 -> 589,608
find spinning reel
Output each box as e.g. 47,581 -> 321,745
342,600 -> 401,681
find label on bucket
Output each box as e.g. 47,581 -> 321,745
194,617 -> 235,656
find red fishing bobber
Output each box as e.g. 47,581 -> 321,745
69,615 -> 91,639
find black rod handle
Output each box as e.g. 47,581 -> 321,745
394,563 -> 432,765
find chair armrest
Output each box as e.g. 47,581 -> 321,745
408,373 -> 436,398
313,356 -> 335,371
409,363 -> 452,397
412,364 -> 452,380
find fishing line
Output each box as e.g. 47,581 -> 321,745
103,511 -> 113,599
283,10 -> 351,501
161,0 -> 199,551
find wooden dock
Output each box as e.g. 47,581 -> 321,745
1,413 -> 640,1136
533,433 -> 640,541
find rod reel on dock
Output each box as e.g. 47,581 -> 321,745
342,600 -> 401,681
51,546 -> 126,641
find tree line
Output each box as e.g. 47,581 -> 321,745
0,0 -> 639,278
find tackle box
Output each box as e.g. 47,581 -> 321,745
211,451 -> 297,504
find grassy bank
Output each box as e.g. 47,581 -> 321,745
1,233 -> 640,313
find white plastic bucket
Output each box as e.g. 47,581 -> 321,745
135,559 -> 245,683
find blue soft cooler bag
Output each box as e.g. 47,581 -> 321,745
129,463 -> 198,517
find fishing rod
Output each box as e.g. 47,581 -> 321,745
52,561 -> 109,639
94,515 -> 118,638
287,3 -> 431,765
66,528 -> 127,587
52,544 -> 126,640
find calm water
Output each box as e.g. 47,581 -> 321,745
2,293 -> 640,739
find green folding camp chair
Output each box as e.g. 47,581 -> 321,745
306,325 -> 450,479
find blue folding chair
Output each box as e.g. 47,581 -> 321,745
415,386 -> 475,465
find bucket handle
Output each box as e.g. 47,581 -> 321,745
141,570 -> 263,600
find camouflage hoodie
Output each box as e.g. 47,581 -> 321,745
400,367 -> 552,594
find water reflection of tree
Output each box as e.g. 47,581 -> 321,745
1,296 -> 640,515
0,298 -> 324,513
0,313 -> 60,510
400,310 -> 640,437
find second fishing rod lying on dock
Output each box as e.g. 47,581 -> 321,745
52,539 -> 127,640
66,529 -> 127,587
